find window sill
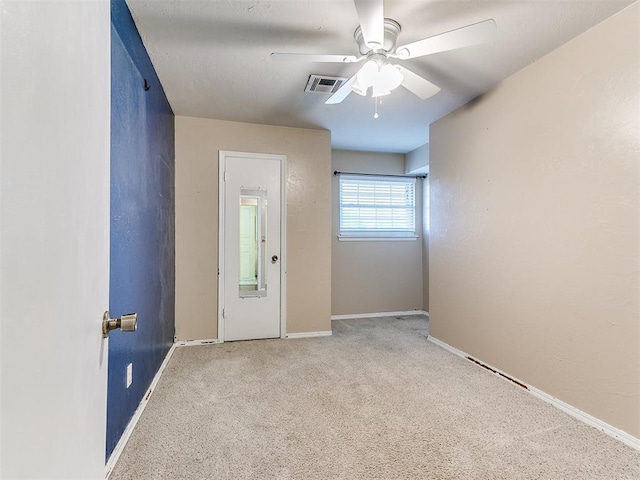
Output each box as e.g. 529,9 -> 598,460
338,235 -> 419,242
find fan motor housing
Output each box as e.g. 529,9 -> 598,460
354,18 -> 402,55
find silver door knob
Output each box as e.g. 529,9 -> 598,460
271,255 -> 278,263
102,311 -> 137,338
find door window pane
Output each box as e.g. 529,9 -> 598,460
239,189 -> 267,297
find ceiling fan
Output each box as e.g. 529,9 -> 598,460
271,0 -> 496,105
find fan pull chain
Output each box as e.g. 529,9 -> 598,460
374,97 -> 379,119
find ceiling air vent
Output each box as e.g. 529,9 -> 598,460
305,75 -> 347,94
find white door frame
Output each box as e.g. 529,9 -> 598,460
218,150 -> 287,342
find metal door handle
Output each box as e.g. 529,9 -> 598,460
271,255 -> 278,263
102,311 -> 137,338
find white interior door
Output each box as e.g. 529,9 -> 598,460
219,151 -> 285,341
0,1 -> 110,477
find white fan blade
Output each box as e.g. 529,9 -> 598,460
270,53 -> 359,63
396,19 -> 497,59
325,74 -> 357,104
397,65 -> 440,100
354,0 -> 384,49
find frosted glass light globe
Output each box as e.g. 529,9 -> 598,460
356,60 -> 378,87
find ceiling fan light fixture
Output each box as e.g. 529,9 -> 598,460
351,77 -> 369,96
356,60 -> 378,87
353,59 -> 404,99
273,2 -> 497,107
372,85 -> 391,98
377,63 -> 403,92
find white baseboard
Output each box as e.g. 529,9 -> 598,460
331,310 -> 428,320
286,331 -> 332,339
427,336 -> 640,451
174,338 -> 222,347
105,343 -> 177,478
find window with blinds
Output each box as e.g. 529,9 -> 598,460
339,174 -> 416,239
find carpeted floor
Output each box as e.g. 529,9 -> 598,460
110,316 -> 640,479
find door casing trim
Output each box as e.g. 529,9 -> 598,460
218,150 -> 287,342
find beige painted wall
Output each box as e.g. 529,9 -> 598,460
332,150 -> 423,315
405,143 -> 429,174
422,180 -> 429,313
430,3 -> 639,438
175,117 -> 332,340
406,143 -> 431,312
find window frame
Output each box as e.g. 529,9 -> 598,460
338,174 -> 418,241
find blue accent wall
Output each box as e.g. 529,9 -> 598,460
108,0 -> 175,460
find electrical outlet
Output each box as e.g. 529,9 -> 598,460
126,363 -> 133,388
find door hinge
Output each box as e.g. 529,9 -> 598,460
222,308 -> 226,319
223,171 -> 227,182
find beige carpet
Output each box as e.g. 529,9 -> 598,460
110,316 -> 639,479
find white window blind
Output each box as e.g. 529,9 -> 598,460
339,174 -> 416,238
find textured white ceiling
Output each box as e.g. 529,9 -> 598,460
126,0 -> 634,153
